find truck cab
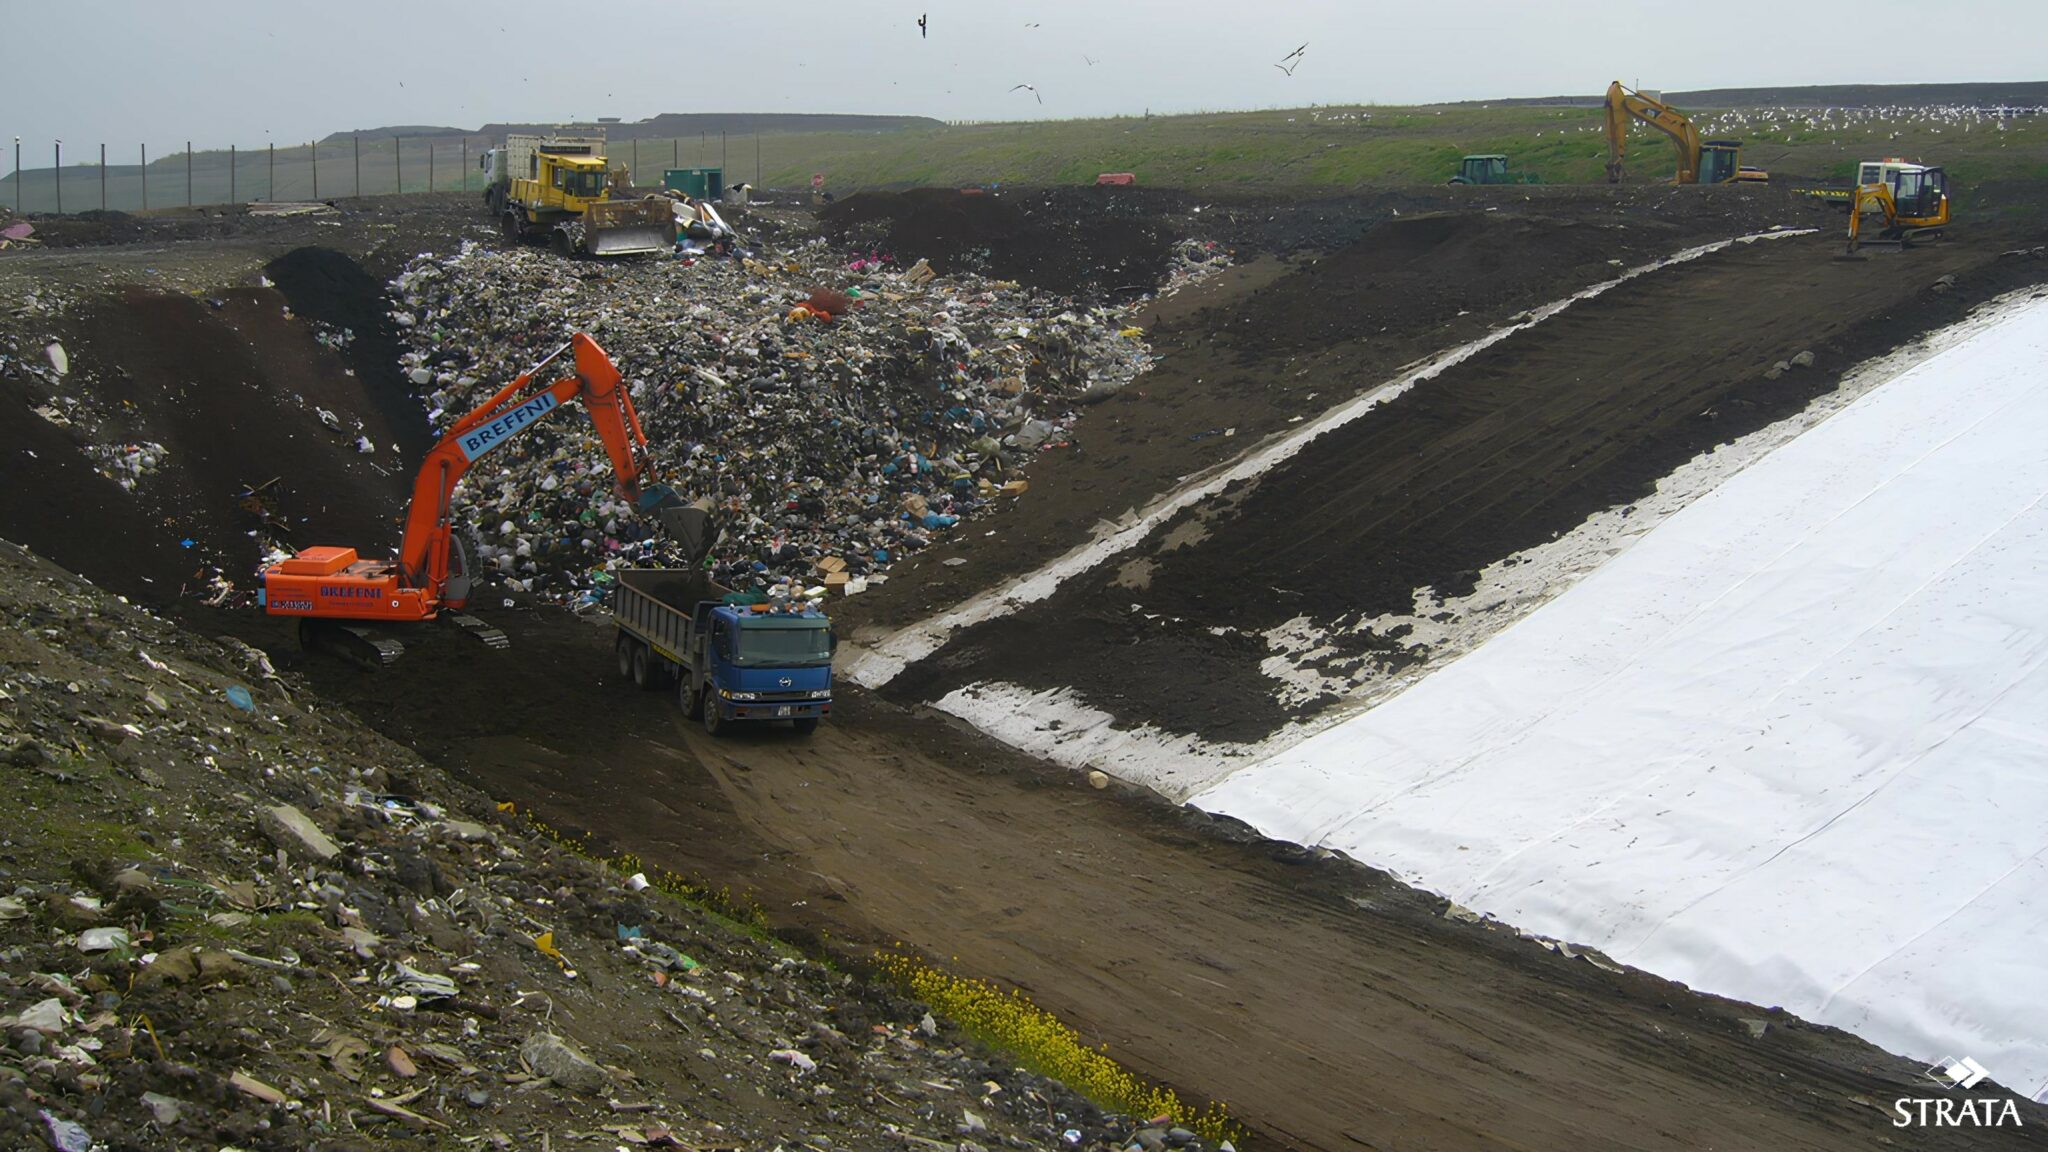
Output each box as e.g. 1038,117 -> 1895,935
700,604 -> 835,733
611,570 -> 835,736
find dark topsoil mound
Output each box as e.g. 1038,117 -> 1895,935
820,187 -> 1183,296
1226,212 -> 1632,353
0,252 -> 429,605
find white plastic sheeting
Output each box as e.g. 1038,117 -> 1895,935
1194,293 -> 2048,1100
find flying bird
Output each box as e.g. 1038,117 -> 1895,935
917,13 -> 927,38
1276,42 -> 1307,74
1083,54 -> 1098,66
1010,83 -> 1043,104
1024,22 -> 1040,28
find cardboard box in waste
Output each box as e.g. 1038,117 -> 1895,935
814,556 -> 847,574
822,571 -> 851,587
1002,480 -> 1030,495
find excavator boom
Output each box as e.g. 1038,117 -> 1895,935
1604,81 -> 1761,185
261,333 -> 680,654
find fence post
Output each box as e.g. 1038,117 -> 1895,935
12,137 -> 19,213
54,140 -> 61,214
721,130 -> 726,174
428,139 -> 434,192
462,137 -> 468,191
312,140 -> 318,198
672,137 -> 677,168
140,143 -> 147,211
394,137 -> 401,194
186,141 -> 192,206
354,136 -> 360,197
268,142 -> 274,201
101,143 -> 108,210
756,135 -> 761,188
632,137 -> 638,184
229,144 -> 235,205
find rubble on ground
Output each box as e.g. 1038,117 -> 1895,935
0,537 -> 1194,1150
380,233 -> 1215,607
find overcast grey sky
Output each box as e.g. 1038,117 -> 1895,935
6,0 -> 2044,157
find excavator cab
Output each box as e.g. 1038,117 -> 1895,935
1893,166 -> 1948,222
1698,141 -> 1743,185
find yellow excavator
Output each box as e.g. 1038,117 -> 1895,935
1845,162 -> 1950,253
1603,82 -> 1769,185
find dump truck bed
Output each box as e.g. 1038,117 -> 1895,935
613,569 -> 725,662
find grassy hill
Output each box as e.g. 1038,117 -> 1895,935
5,94 -> 2044,216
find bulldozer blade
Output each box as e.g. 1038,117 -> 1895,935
586,226 -> 671,257
583,198 -> 676,257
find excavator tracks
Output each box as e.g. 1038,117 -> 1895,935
298,618 -> 406,667
446,613 -> 512,650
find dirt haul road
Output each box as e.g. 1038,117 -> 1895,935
267,609 -> 2044,1152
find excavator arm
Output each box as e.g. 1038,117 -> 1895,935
263,332 -> 680,647
1604,81 -> 1704,184
397,332 -> 653,591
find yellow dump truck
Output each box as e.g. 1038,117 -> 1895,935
479,133 -> 674,257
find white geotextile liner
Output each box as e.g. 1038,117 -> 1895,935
1194,295 -> 2048,1100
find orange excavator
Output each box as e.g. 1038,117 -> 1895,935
260,332 -> 683,663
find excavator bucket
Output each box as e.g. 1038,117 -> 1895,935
641,490 -> 721,568
583,198 -> 676,257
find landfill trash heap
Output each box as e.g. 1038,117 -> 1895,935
384,236 -> 1215,607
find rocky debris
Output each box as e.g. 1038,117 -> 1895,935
257,801 -> 344,862
376,226 -> 1211,609
521,1031 -> 610,1094
0,536 -> 1188,1150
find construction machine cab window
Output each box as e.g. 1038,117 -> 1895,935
561,169 -> 605,198
729,621 -> 835,667
1698,145 -> 1740,186
1895,167 -> 1946,216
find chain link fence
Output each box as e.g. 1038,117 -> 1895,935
3,133 -> 754,215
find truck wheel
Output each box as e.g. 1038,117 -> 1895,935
616,634 -> 636,679
683,677 -> 704,720
702,693 -> 724,737
501,212 -> 523,245
551,229 -> 575,258
792,718 -> 820,736
631,644 -> 663,691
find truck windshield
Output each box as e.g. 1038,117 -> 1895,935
564,171 -> 606,197
735,626 -> 832,666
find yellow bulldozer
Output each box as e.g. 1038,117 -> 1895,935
480,133 -> 674,258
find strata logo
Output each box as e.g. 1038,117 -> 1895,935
1892,1055 -> 2024,1128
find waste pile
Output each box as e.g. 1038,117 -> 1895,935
384,237 -> 1196,607
0,537 -> 1207,1150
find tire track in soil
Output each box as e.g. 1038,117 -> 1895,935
278,613 -> 2043,1151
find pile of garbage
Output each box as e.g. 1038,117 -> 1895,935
0,540 -> 1159,1151
82,440 -> 168,491
384,239 -> 1169,606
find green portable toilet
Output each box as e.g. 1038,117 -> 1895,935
663,168 -> 725,199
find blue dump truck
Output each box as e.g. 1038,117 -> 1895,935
611,569 -> 834,736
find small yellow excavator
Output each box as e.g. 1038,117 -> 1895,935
1603,81 -> 1769,185
1845,162 -> 1950,253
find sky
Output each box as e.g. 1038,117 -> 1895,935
6,0 -> 2045,161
